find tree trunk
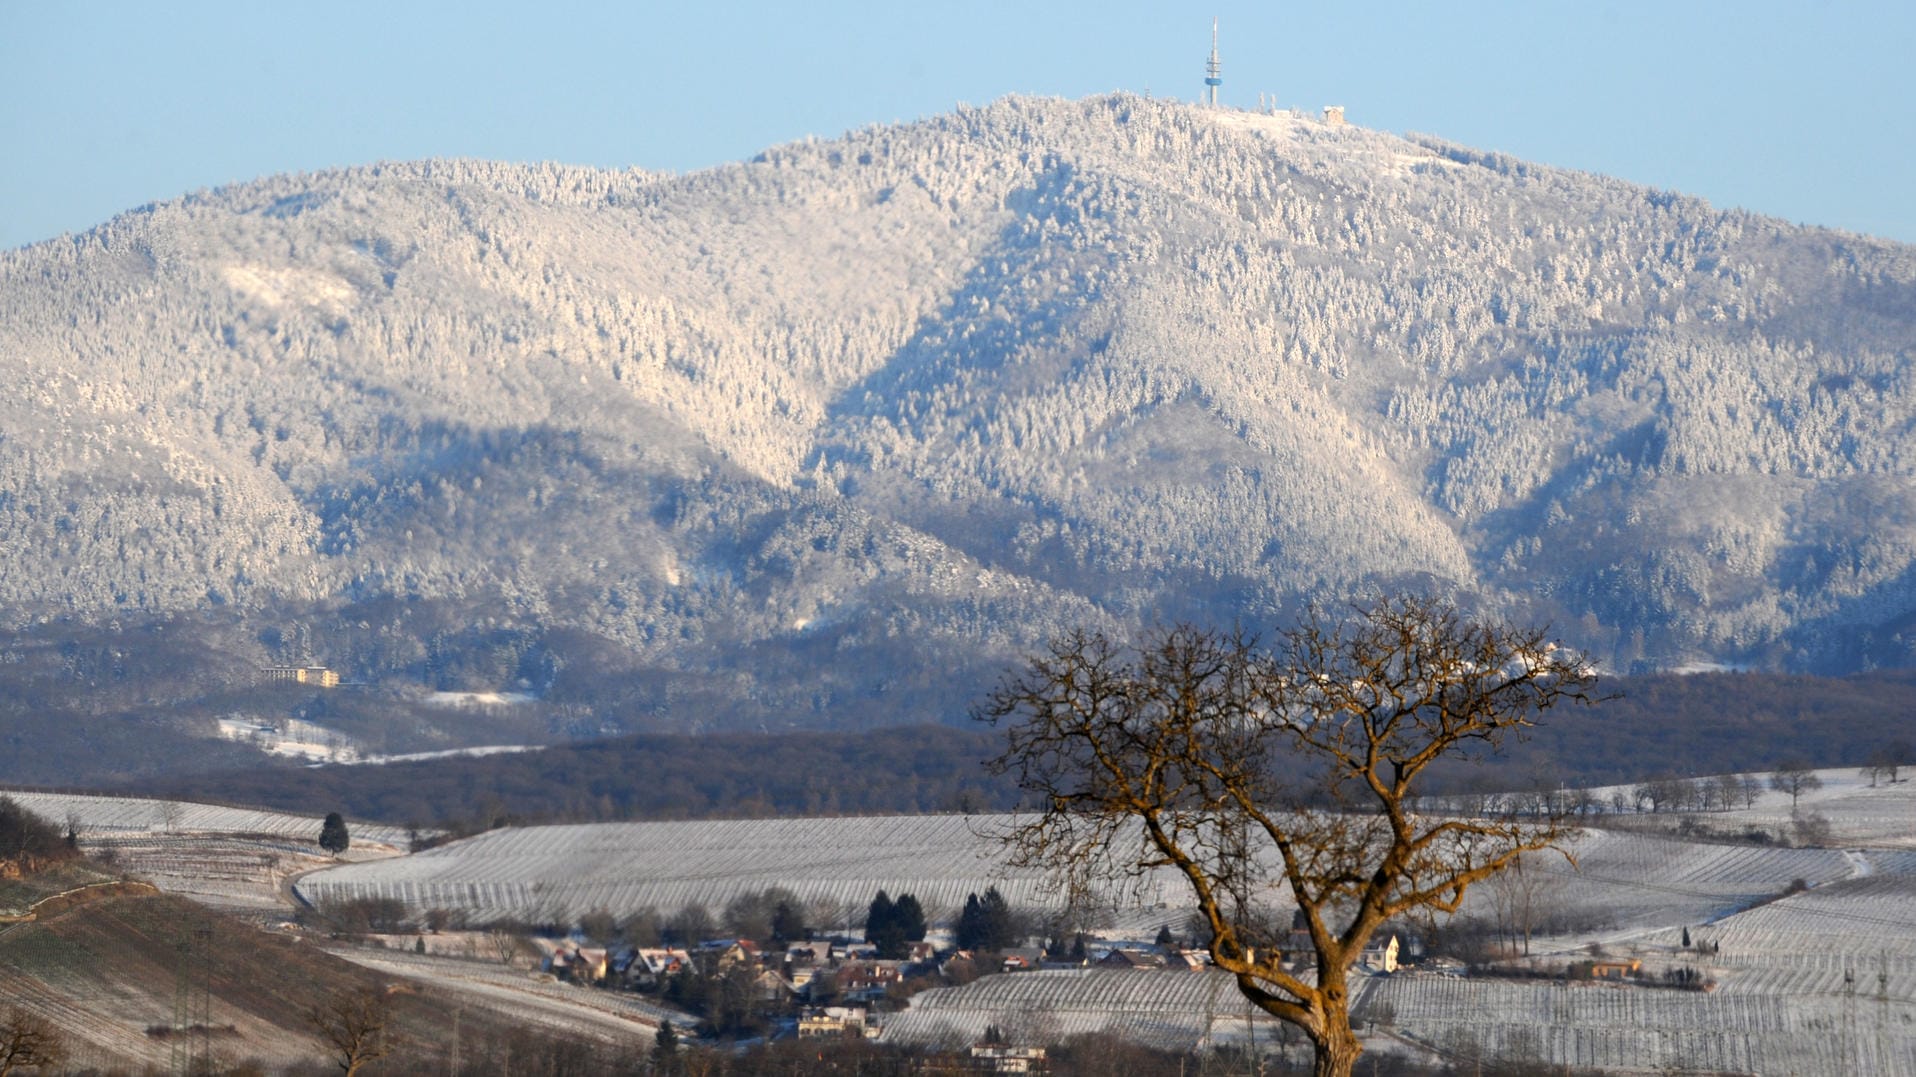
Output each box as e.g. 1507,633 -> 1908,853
1311,1021 -> 1363,1077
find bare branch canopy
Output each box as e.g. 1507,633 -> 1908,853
978,595 -> 1604,1077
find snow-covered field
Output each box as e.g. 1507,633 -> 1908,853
875,771 -> 1916,1075
294,805 -> 1859,938
887,870 -> 1916,1075
77,833 -> 330,912
21,769 -> 1914,1073
0,789 -> 412,846
879,968 -> 1287,1052
1354,864 -> 1916,1076
1508,828 -> 1850,937
211,715 -> 538,766
296,814 -> 1183,929
214,715 -> 360,762
0,789 -> 408,909
1585,766 -> 1916,849
327,946 -> 687,1041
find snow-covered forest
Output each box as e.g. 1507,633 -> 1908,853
3,93 -> 1915,734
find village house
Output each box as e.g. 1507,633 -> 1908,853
797,1005 -> 876,1039
835,960 -> 905,1002
782,940 -> 834,992
998,947 -> 1045,972
970,1043 -> 1047,1074
1096,948 -> 1167,970
1361,934 -> 1400,974
785,939 -> 833,967
1589,958 -> 1642,981
623,946 -> 695,989
749,966 -> 796,1003
696,937 -> 760,972
261,665 -> 340,687
546,944 -> 609,984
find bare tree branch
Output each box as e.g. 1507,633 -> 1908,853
0,1007 -> 65,1077
979,595 -> 1604,1077
304,987 -> 393,1076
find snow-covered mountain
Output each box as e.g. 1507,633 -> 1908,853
4,93 -> 1915,731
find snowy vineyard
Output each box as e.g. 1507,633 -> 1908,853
333,947 -> 688,1039
1,789 -> 412,846
878,968 -> 1285,1052
287,785 -> 1916,1076
294,811 -> 1861,936
1358,974 -> 1915,1075
296,814 -> 1187,931
875,834 -> 1916,1075
1524,828 -> 1850,929
17,773 -> 1910,1073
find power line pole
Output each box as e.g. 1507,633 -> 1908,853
1842,965 -> 1857,1075
1876,950 -> 1890,1076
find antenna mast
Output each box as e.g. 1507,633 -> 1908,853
1204,18 -> 1222,106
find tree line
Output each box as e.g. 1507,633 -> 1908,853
103,667 -> 1916,831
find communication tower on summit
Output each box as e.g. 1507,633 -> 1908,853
1204,18 -> 1222,106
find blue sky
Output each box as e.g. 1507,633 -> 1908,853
3,1 -> 1912,251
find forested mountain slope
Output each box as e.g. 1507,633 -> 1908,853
4,93 -> 1915,746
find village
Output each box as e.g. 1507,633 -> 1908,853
341,886 -> 1410,1048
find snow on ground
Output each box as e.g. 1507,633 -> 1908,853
1722,768 -> 1916,849
0,790 -> 410,911
296,810 -> 1859,947
215,715 -> 362,762
1355,865 -> 1916,1075
424,691 -> 536,707
346,744 -> 541,766
0,789 -> 412,846
879,968 -> 1285,1053
78,833 -> 351,912
326,946 -> 687,1042
297,814 -> 1186,932
336,774 -> 1901,1076
887,860 -> 1916,1075
55,769 -> 1911,1073
1581,767 -> 1916,849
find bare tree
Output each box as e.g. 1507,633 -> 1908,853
304,987 -> 392,1076
1868,740 -> 1911,786
1769,761 -> 1823,814
1484,851 -> 1569,956
1791,812 -> 1834,847
1711,773 -> 1743,811
0,1007 -> 65,1076
980,596 -> 1603,1077
487,929 -> 524,966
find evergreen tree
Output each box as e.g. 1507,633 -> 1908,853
866,889 -> 911,959
957,893 -> 985,951
956,887 -> 1017,951
318,812 -> 351,856
770,900 -> 805,946
893,893 -> 927,944
652,1019 -> 679,1074
977,886 -> 1016,951
864,890 -> 894,941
